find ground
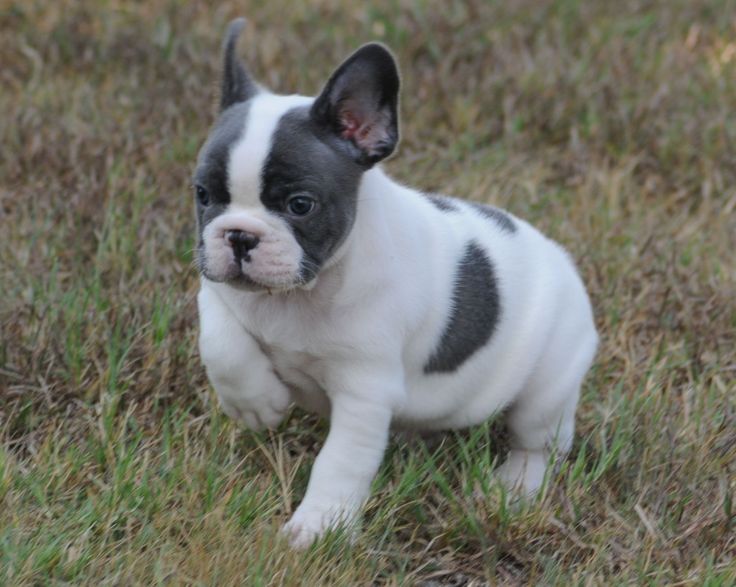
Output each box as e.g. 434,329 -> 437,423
1,0 -> 735,584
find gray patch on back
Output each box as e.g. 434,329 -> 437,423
424,240 -> 501,374
425,195 -> 516,236
468,202 -> 517,234
424,193 -> 460,212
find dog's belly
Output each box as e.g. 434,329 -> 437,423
395,346 -> 524,430
264,341 -> 521,430
262,343 -> 483,428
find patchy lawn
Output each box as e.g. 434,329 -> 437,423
1,0 -> 734,584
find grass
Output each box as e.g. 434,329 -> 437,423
1,0 -> 735,584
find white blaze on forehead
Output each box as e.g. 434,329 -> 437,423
228,93 -> 314,208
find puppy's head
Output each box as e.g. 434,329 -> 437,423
193,19 -> 400,291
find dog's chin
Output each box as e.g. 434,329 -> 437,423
202,267 -> 315,293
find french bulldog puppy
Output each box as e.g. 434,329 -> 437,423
195,19 -> 598,547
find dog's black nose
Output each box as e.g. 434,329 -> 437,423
226,229 -> 260,261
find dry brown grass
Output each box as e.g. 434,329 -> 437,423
1,0 -> 735,584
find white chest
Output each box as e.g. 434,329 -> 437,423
259,343 -> 331,416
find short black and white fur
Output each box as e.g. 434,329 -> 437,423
195,19 -> 598,547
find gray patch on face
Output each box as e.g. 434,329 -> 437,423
260,106 -> 364,282
468,202 -> 517,234
424,240 -> 501,374
424,193 -> 460,213
192,102 -> 251,274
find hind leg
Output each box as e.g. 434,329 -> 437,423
495,384 -> 579,496
496,319 -> 597,496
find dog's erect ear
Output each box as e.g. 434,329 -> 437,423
311,43 -> 400,167
220,18 -> 258,111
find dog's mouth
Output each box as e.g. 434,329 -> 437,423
200,260 -> 314,293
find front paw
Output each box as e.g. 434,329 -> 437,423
281,501 -> 360,549
217,382 -> 291,431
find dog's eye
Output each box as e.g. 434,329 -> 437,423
195,185 -> 210,206
286,194 -> 316,216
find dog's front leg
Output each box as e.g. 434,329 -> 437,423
197,284 -> 291,430
282,361 -> 402,547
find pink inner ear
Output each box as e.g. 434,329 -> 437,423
340,112 -> 362,139
339,109 -> 389,157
